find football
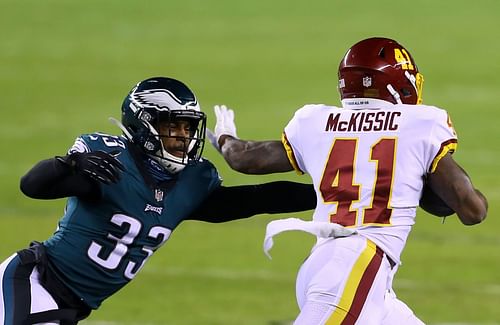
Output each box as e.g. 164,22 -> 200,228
419,184 -> 455,217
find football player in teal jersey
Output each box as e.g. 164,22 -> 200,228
0,77 -> 316,325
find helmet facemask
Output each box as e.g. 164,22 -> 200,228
141,109 -> 206,174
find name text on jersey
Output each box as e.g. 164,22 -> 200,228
325,111 -> 401,132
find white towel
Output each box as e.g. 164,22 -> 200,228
263,218 -> 356,259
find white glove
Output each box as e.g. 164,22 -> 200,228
209,105 -> 238,152
205,128 -> 221,153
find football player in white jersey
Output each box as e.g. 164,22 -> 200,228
208,37 -> 488,324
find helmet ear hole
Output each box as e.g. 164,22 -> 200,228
401,88 -> 411,97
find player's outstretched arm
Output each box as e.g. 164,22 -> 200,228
427,153 -> 488,225
219,135 -> 293,174
188,181 -> 316,222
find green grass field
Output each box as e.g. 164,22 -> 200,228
1,0 -> 499,324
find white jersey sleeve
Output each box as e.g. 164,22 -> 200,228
426,108 -> 458,173
282,104 -> 324,175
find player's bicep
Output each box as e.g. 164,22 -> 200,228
427,154 -> 465,204
251,141 -> 294,173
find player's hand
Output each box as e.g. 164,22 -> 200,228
213,105 -> 238,149
56,151 -> 125,184
206,128 -> 221,153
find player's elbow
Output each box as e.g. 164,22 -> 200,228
459,213 -> 486,225
459,207 -> 487,225
20,173 -> 41,198
458,192 -> 488,225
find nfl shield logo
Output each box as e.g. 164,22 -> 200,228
362,76 -> 372,87
155,189 -> 164,202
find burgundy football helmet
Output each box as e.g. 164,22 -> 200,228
338,37 -> 424,106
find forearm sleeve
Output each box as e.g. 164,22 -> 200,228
188,181 -> 316,223
20,157 -> 99,200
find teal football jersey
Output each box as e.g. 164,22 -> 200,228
43,133 -> 221,309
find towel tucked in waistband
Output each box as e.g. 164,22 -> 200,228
263,218 -> 357,259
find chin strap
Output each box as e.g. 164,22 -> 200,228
386,84 -> 403,104
154,155 -> 186,174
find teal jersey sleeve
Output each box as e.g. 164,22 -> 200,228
44,132 -> 221,309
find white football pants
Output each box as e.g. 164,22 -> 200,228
293,235 -> 424,325
0,253 -> 60,325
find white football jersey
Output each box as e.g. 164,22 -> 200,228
282,100 -> 457,263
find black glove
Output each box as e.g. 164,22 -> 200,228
56,151 -> 125,184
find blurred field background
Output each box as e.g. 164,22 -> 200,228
1,0 -> 499,324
